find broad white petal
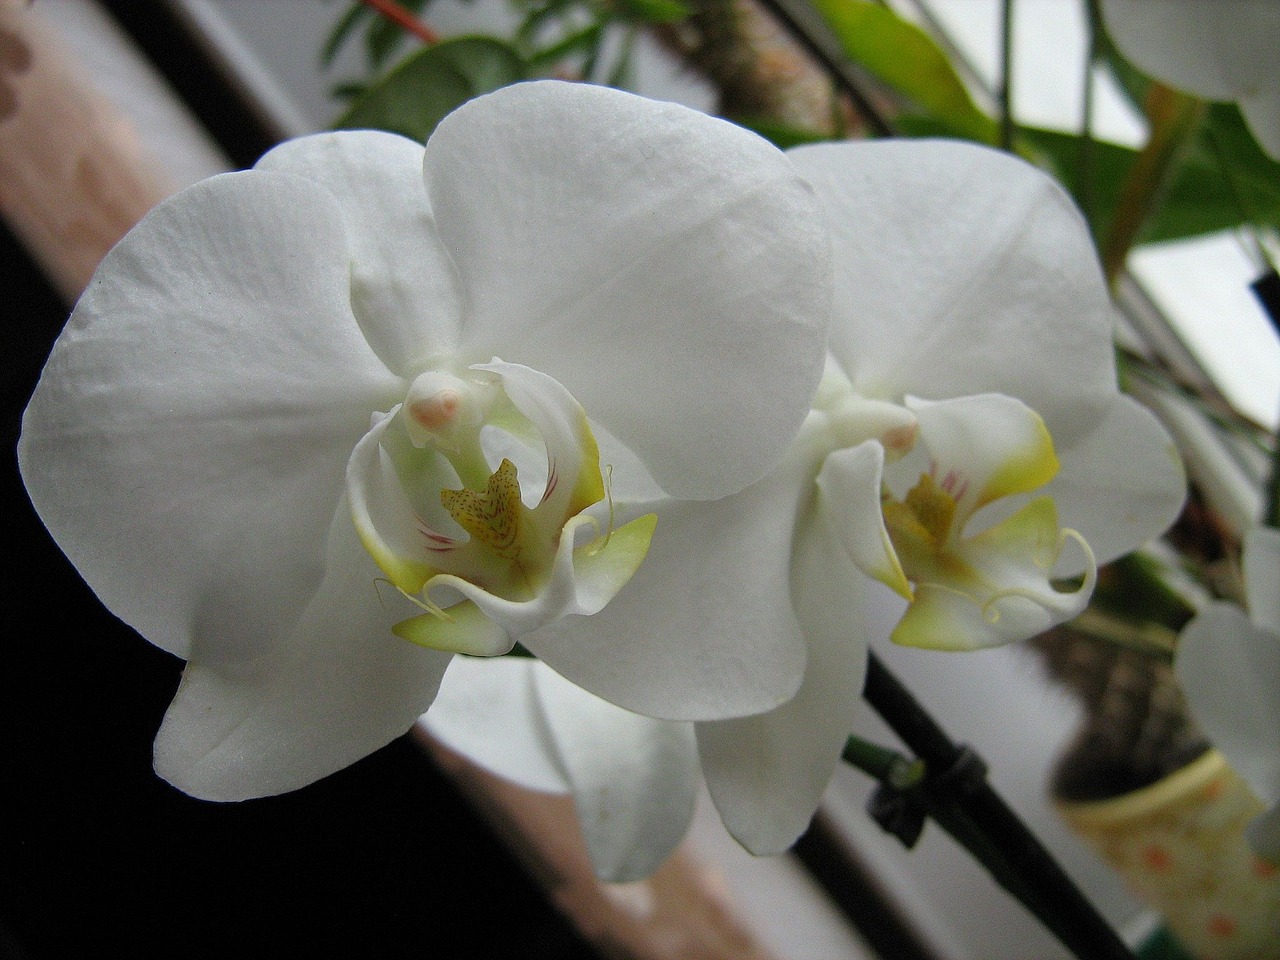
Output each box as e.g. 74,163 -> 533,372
1177,603 -> 1280,807
534,666 -> 699,882
520,439 -> 816,721
700,513 -> 868,855
19,171 -> 402,662
153,504 -> 451,800
788,140 -> 1115,429
1043,393 -> 1185,571
419,656 -> 570,794
1245,526 -> 1280,634
1102,0 -> 1280,103
425,80 -> 830,499
257,130 -> 463,371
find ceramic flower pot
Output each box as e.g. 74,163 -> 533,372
1056,749 -> 1280,959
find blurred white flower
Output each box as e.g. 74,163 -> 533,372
1177,525 -> 1280,861
18,80 -> 830,802
1102,0 -> 1280,159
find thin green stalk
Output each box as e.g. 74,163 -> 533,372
1249,269 -> 1280,527
1101,83 -> 1204,285
998,0 -> 1016,151
1077,0 -> 1099,229
842,735 -> 924,789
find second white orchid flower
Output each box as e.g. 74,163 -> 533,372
425,138 -> 1187,881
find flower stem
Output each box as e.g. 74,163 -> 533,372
1250,268 -> 1280,527
1100,83 -> 1203,285
997,0 -> 1016,152
860,651 -> 1138,960
1077,0 -> 1101,229
357,0 -> 440,46
842,735 -> 924,789
751,0 -> 896,137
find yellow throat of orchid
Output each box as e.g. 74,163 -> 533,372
347,359 -> 655,657
816,386 -> 1098,652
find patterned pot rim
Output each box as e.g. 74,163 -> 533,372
1054,750 -> 1229,827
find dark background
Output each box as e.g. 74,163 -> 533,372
0,4 -> 599,956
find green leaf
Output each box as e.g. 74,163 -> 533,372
331,36 -> 528,143
527,21 -> 605,69
811,0 -> 999,144
320,3 -> 374,68
329,80 -> 369,102
1015,124 -> 1138,241
516,0 -> 578,52
608,0 -> 692,25
364,0 -> 433,69
1196,102 -> 1280,227
1023,110 -> 1280,246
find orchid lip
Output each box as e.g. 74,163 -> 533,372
817,390 -> 1100,651
347,358 -> 656,655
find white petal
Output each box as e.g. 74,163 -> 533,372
893,499 -> 1095,651
534,666 -> 699,882
788,140 -> 1116,429
257,130 -> 463,372
347,407 -> 441,594
1101,0 -> 1280,103
815,440 -> 910,598
153,504 -> 451,800
1103,0 -> 1280,161
18,171 -> 402,662
1176,603 -> 1280,807
419,656 -> 570,794
425,80 -> 830,499
1045,393 -> 1186,570
907,394 -> 1058,522
699,514 -> 868,855
520,439 -> 815,721
1245,526 -> 1280,634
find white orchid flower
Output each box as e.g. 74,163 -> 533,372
1176,526 -> 1280,863
1101,0 -> 1280,160
423,138 -> 1187,880
17,80 -> 830,802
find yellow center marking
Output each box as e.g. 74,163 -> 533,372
440,458 -> 523,559
902,473 -> 956,546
